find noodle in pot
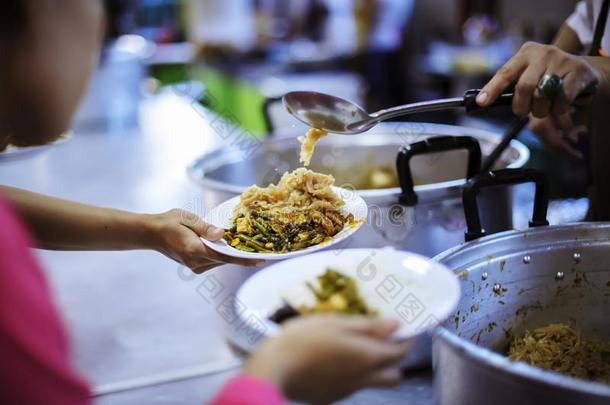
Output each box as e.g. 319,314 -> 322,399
508,323 -> 610,383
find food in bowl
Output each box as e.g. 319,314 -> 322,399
508,323 -> 610,383
297,127 -> 402,189
270,269 -> 377,324
298,128 -> 327,166
362,166 -> 399,189
223,168 -> 357,253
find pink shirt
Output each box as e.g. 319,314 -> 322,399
0,194 -> 284,405
210,375 -> 286,405
0,195 -> 90,404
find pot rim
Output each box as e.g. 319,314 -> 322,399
433,222 -> 610,397
187,122 -> 530,201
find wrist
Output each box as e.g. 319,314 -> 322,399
243,343 -> 290,395
127,212 -> 162,251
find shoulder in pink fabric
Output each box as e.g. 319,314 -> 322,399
209,374 -> 286,405
0,195 -> 90,405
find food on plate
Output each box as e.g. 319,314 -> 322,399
223,168 -> 356,253
0,138 -> 8,152
508,323 -> 610,383
270,269 -> 378,324
298,128 -> 328,166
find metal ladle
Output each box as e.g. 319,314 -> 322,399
282,89 -> 513,134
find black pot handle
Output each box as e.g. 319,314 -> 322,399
262,96 -> 282,135
463,168 -> 549,242
397,136 -> 482,206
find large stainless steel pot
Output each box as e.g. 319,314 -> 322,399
433,169 -> 610,405
188,122 -> 529,257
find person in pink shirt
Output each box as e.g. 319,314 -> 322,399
0,1 -> 411,404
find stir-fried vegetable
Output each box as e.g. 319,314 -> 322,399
270,269 -> 377,324
301,269 -> 377,316
224,210 -> 352,253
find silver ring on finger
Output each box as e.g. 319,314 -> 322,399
537,73 -> 564,101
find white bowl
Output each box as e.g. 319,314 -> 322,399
235,248 -> 460,343
201,186 -> 367,260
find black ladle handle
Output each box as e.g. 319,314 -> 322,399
464,82 -> 598,114
397,136 -> 482,206
463,168 -> 549,242
464,90 -> 514,113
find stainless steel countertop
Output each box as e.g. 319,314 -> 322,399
0,93 -> 436,404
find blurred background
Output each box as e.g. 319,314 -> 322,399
82,0 -> 585,200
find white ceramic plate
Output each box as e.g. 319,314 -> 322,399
202,186 -> 367,260
0,132 -> 72,162
236,248 -> 460,342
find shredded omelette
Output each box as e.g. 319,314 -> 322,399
224,168 -> 354,253
508,323 -> 610,383
298,128 -> 328,166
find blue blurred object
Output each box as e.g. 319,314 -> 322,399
134,0 -> 183,43
103,0 -> 184,43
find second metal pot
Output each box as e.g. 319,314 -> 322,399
433,169 -> 610,405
